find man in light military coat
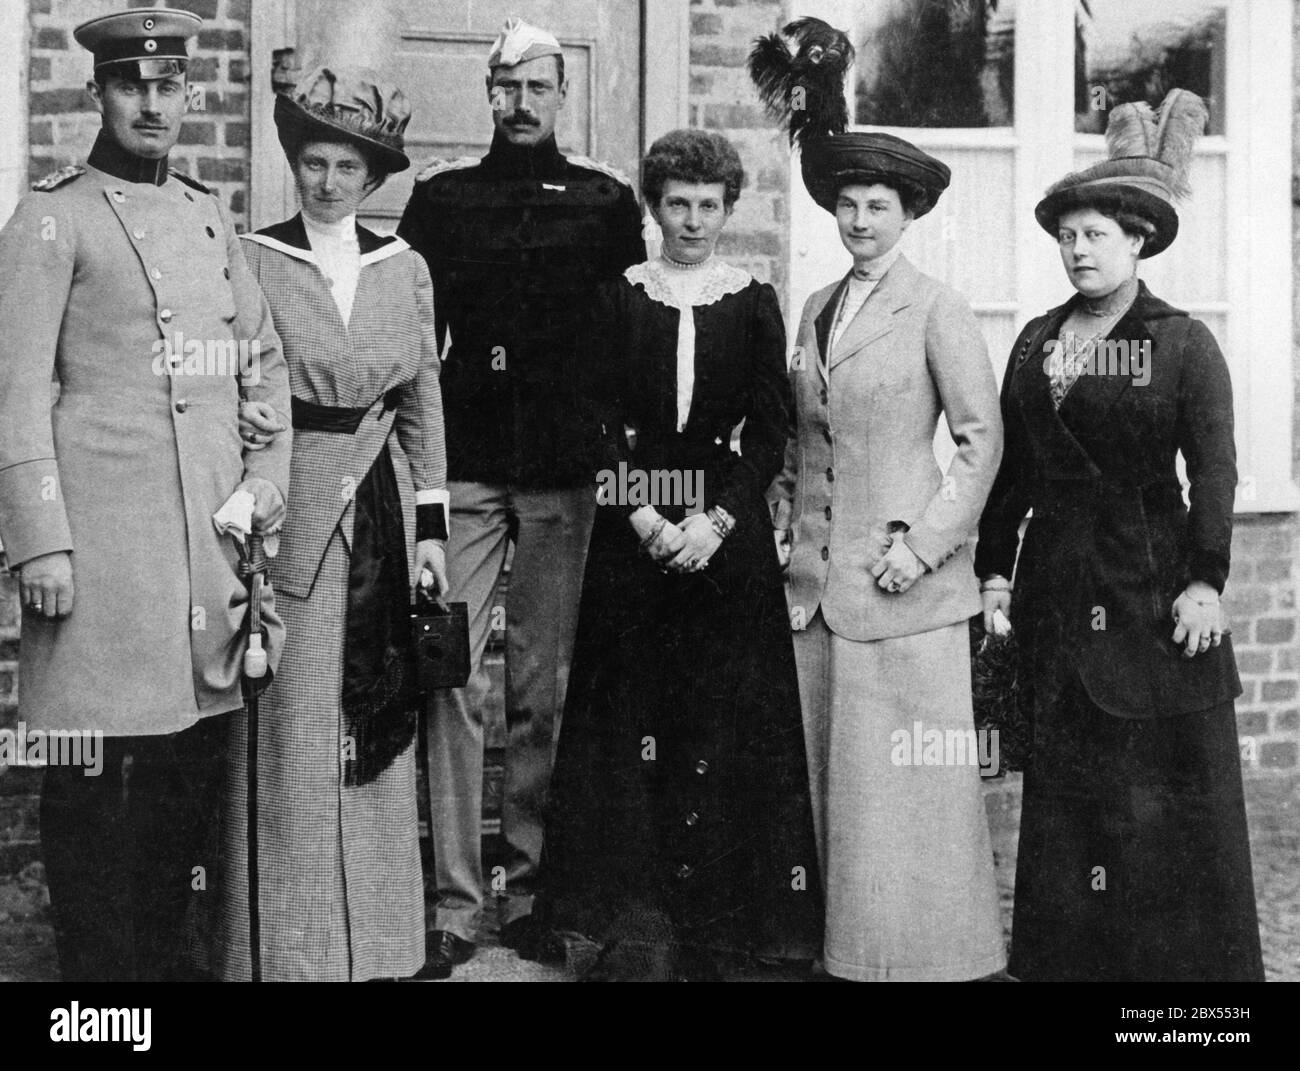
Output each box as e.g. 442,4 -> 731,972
0,9 -> 291,981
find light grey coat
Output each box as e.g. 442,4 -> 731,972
769,254 -> 1003,641
0,165 -> 291,735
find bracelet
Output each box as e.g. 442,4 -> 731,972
638,514 -> 667,550
706,505 -> 736,540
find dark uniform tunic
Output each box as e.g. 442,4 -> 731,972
398,132 -> 645,487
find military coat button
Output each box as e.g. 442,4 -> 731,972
675,864 -> 694,881
174,399 -> 188,413
826,467 -> 834,482
685,811 -> 700,827
694,759 -> 709,775
133,227 -> 145,240
150,267 -> 162,280
159,308 -> 173,322
821,546 -> 829,561
111,190 -> 125,203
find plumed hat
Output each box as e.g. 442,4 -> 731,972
1035,89 -> 1209,258
748,17 -> 949,217
274,66 -> 411,175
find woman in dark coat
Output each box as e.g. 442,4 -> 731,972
976,90 -> 1263,982
537,129 -> 821,981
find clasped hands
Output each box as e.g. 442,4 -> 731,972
772,527 -> 926,593
870,530 -> 926,594
632,506 -> 721,574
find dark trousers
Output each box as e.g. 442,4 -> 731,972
40,714 -> 228,982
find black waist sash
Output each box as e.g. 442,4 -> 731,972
294,392 -> 415,786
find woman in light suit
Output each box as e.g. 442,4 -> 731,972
768,132 -> 1007,981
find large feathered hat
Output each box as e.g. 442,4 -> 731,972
274,66 -> 411,175
1035,89 -> 1208,258
749,17 -> 949,217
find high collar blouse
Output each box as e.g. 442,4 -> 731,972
830,243 -> 904,353
302,211 -> 361,324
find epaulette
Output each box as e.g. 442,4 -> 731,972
31,164 -> 85,192
169,168 -> 212,194
414,156 -> 479,184
566,155 -> 633,188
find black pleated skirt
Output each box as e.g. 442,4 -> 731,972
1009,675 -> 1264,981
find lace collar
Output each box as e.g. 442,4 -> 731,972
625,257 -> 752,309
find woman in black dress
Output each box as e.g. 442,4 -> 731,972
537,129 -> 821,981
976,90 -> 1263,981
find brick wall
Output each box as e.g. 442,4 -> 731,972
26,0 -> 252,225
689,0 -> 789,300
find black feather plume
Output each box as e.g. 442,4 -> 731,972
749,17 -> 855,148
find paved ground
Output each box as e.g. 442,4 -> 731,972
2,774 -> 1296,982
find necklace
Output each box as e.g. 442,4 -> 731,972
661,251 -> 712,271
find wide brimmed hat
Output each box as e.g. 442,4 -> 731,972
800,132 -> 950,217
747,17 -> 949,217
274,66 -> 411,175
1035,89 -> 1208,258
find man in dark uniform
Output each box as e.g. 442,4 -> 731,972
398,17 -> 643,977
0,9 -> 290,981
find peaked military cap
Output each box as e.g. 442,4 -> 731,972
73,8 -> 201,81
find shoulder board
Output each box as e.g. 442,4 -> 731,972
414,156 -> 479,184
169,169 -> 212,194
31,164 -> 85,192
566,155 -> 633,188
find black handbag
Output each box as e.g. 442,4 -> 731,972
410,589 -> 470,691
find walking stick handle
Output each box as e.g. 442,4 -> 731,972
244,532 -> 268,679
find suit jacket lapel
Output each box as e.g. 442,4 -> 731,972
1013,300 -> 1102,479
1056,293 -> 1152,431
813,276 -> 845,383
827,255 -> 918,371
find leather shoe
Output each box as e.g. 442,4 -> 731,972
413,930 -> 475,980
500,915 -> 566,965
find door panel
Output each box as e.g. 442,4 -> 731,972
270,0 -> 642,232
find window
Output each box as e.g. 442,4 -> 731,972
854,0 -> 1015,127
1075,0 -> 1227,135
